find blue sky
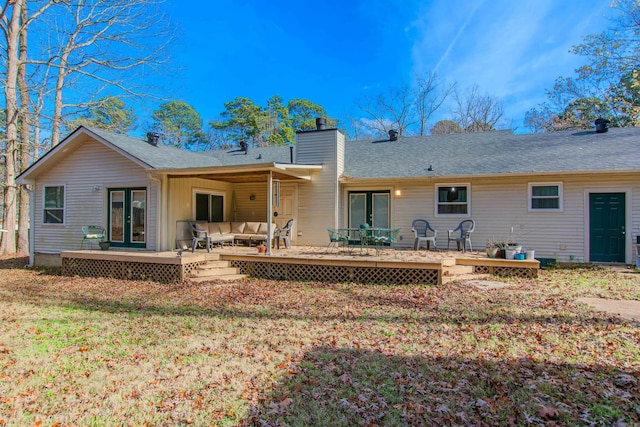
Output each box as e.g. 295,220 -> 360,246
157,0 -> 614,134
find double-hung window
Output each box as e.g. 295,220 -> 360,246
436,185 -> 469,215
43,185 -> 65,224
529,183 -> 562,211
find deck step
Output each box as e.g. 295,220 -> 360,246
197,260 -> 234,270
441,265 -> 475,276
192,267 -> 240,277
187,258 -> 246,282
188,274 -> 247,283
442,273 -> 492,284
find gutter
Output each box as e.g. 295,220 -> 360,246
339,169 -> 640,183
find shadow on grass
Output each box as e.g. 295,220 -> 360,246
0,255 -> 62,276
3,279 -> 638,329
0,255 -> 29,269
241,346 -> 639,426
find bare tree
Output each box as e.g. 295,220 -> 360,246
356,84 -> 416,137
31,0 -> 175,146
414,71 -> 456,136
1,0 -> 176,254
1,0 -> 23,254
451,85 -> 504,132
17,1 -> 30,254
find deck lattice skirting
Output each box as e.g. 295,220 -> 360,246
61,251 -> 212,284
227,259 -> 441,285
60,251 -> 539,285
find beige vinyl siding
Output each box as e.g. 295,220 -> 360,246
34,139 -> 157,253
233,182 -> 271,221
167,177 -> 234,248
295,130 -> 343,245
345,173 -> 640,263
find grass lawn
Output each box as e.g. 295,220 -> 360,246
0,255 -> 639,426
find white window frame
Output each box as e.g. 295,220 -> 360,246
42,184 -> 66,225
435,183 -> 471,217
528,182 -> 563,212
192,189 -> 226,222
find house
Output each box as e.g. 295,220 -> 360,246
17,121 -> 640,266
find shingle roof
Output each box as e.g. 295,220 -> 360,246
86,127 -> 222,169
85,126 -> 640,178
202,145 -> 293,166
88,127 -> 295,169
343,127 -> 640,178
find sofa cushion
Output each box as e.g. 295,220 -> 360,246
257,223 -> 276,235
244,222 -> 261,234
216,222 -> 231,234
207,223 -> 221,235
233,234 -> 253,241
231,222 -> 246,233
194,221 -> 209,233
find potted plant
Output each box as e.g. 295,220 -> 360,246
256,244 -> 267,254
486,240 -> 500,258
504,240 -> 520,259
99,240 -> 111,250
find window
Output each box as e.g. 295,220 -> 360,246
436,185 -> 469,215
529,183 -> 562,211
194,191 -> 224,222
43,185 -> 65,224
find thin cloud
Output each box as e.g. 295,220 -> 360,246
409,0 -> 613,130
433,0 -> 485,73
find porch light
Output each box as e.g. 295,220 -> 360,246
394,189 -> 402,197
249,194 -> 256,201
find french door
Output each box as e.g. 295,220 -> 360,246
108,188 -> 146,248
348,191 -> 390,241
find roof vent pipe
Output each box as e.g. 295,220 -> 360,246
146,132 -> 160,146
316,117 -> 327,130
389,129 -> 398,141
595,118 -> 610,133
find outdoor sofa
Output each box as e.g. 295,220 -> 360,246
193,221 -> 276,246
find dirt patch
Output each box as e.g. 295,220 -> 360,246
576,297 -> 640,322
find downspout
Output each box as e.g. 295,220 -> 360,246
27,185 -> 35,266
147,173 -> 163,251
267,171 -> 273,256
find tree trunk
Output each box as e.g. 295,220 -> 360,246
1,0 -> 24,255
17,2 -> 30,254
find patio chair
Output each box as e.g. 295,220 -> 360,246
81,225 -> 106,249
447,219 -> 475,252
327,227 -> 349,252
358,223 -> 375,254
274,219 -> 293,249
411,219 -> 437,250
370,228 -> 400,256
188,221 -> 211,253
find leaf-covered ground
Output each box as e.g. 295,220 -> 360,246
0,255 -> 638,426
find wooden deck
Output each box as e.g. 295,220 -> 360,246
61,247 -> 540,285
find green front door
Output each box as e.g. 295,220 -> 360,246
590,193 -> 625,262
108,188 -> 147,248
